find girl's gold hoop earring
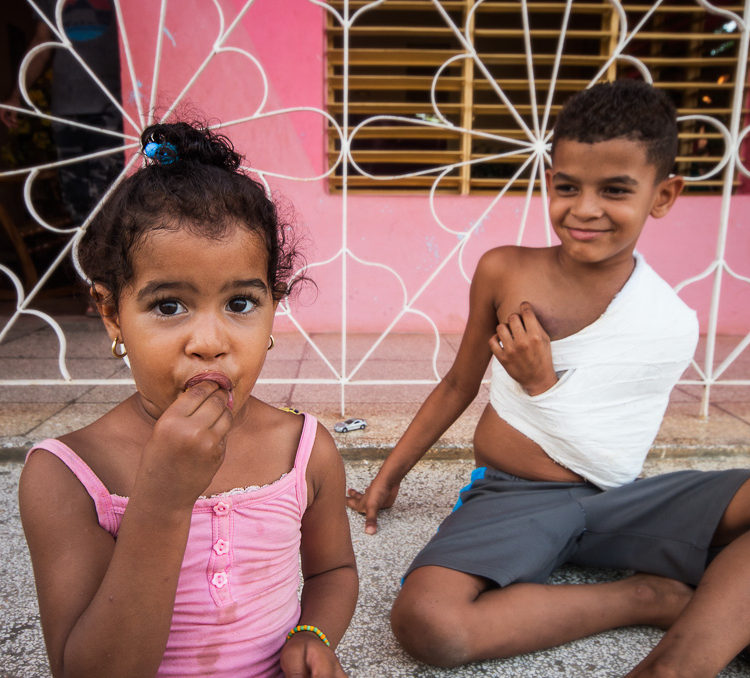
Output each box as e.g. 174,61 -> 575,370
111,338 -> 127,358
267,335 -> 275,351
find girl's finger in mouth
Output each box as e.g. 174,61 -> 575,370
184,372 -> 234,410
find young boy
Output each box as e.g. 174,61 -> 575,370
347,80 -> 750,677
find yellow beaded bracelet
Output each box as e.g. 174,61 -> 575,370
286,624 -> 331,647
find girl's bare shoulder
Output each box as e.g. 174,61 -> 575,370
235,401 -> 340,501
228,398 -> 306,457
18,407 -> 127,523
58,400 -> 136,448
22,397 -> 137,472
306,420 -> 342,505
44,397 -> 149,494
234,398 -> 306,439
265,404 -> 336,473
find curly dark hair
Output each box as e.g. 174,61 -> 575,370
78,121 -> 306,306
551,80 -> 678,181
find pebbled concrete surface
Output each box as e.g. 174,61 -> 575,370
3,456 -> 750,678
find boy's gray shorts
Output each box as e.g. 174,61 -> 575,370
404,466 -> 750,588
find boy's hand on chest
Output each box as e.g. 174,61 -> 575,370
497,286 -> 610,342
489,301 -> 559,396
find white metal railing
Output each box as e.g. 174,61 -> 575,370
1,0 -> 749,417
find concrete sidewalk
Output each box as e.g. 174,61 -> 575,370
2,317 -> 750,676
3,457 -> 750,678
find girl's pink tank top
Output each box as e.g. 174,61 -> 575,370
27,413 -> 318,677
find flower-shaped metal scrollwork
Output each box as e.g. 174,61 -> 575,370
0,0 -> 345,386
339,0 -> 749,414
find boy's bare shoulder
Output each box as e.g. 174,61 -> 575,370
475,245 -> 555,282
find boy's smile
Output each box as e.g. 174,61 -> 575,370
100,224 -> 276,420
546,137 -> 683,268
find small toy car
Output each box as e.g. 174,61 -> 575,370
334,418 -> 367,433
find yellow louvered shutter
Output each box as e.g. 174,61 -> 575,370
326,1 -> 748,193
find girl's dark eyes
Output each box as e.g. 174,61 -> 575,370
149,296 -> 258,316
226,296 -> 257,313
154,299 -> 186,316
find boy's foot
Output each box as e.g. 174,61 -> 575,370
625,573 -> 693,629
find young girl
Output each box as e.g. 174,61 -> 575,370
19,122 -> 357,678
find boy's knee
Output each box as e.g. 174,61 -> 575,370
390,589 -> 472,668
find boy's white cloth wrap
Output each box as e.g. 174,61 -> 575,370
489,252 -> 698,489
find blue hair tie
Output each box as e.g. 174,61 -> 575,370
144,141 -> 178,165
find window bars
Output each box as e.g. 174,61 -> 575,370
0,0 -> 748,418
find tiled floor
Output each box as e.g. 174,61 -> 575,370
1,316 -> 749,455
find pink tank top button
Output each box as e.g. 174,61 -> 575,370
211,571 -> 228,589
213,539 -> 229,556
213,501 -> 230,515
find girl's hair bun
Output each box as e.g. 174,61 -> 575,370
141,122 -> 242,171
81,118 -> 307,308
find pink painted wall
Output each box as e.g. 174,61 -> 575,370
121,0 -> 750,334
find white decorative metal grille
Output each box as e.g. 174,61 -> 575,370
1,0 -> 748,417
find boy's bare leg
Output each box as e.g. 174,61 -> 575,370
625,481 -> 750,678
391,565 -> 692,668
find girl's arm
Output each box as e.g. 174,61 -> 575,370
20,456 -> 192,678
19,382 -> 232,678
280,423 -> 357,678
346,249 -> 505,533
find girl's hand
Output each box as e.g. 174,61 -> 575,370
280,633 -> 348,678
346,477 -> 400,535
136,380 -> 233,509
489,301 -> 557,396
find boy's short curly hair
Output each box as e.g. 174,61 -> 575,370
551,80 -> 678,181
78,121 -> 306,307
